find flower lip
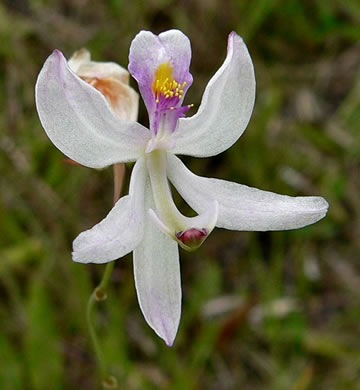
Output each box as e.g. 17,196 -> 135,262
149,60 -> 192,138
128,30 -> 193,138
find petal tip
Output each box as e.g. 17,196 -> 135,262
321,197 -> 330,210
142,308 -> 179,347
71,253 -> 83,264
228,31 -> 242,44
71,249 -> 89,264
310,196 -> 329,214
164,337 -> 175,347
158,323 -> 178,347
43,49 -> 67,80
52,49 -> 65,62
228,31 -> 237,38
317,196 -> 330,217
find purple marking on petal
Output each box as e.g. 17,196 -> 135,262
153,104 -> 191,136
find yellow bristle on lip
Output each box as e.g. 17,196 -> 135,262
152,61 -> 185,103
152,62 -> 174,97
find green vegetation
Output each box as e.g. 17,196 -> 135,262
0,0 -> 359,388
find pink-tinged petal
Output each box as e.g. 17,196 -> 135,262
133,181 -> 181,346
72,158 -> 147,264
128,30 -> 192,132
167,154 -> 329,231
35,50 -> 150,168
172,32 -> 256,157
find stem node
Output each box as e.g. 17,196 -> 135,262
95,287 -> 107,301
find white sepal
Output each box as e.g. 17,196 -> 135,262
167,154 -> 329,231
133,180 -> 181,346
35,50 -> 150,168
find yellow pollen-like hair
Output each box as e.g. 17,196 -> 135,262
152,61 -> 186,103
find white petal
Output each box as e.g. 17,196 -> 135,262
72,158 -> 147,263
172,32 -> 255,157
133,181 -> 181,346
167,154 -> 329,231
35,50 -> 150,168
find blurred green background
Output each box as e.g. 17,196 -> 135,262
0,0 -> 359,389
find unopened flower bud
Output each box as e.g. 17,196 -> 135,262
176,228 -> 208,251
68,48 -> 138,121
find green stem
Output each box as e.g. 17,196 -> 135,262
86,163 -> 124,388
87,291 -> 105,375
86,261 -> 115,378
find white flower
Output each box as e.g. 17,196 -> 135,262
35,30 -> 328,346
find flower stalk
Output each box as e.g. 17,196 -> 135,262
86,262 -> 118,388
86,165 -> 124,388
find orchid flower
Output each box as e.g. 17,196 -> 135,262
35,30 -> 328,346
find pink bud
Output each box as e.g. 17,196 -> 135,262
176,228 -> 208,250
